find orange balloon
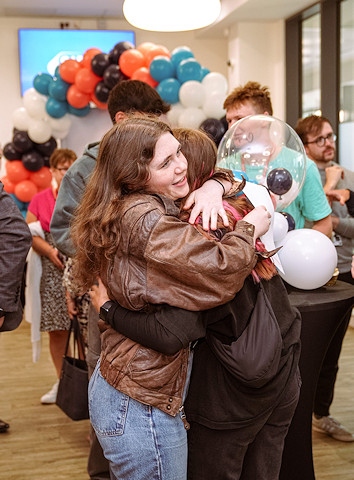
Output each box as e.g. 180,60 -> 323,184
14,180 -> 38,203
132,67 -> 158,88
6,160 -> 31,183
81,48 -> 102,68
137,42 -> 156,57
29,167 -> 52,188
59,59 -> 81,84
66,84 -> 91,109
144,45 -> 171,66
1,176 -> 15,194
119,49 -> 146,78
75,67 -> 102,94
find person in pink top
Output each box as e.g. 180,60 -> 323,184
26,148 -> 77,404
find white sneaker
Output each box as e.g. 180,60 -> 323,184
312,414 -> 354,442
40,380 -> 59,404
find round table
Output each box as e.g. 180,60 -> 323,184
279,280 -> 354,480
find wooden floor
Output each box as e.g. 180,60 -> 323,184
0,318 -> 353,479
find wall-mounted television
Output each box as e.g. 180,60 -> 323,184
18,28 -> 136,96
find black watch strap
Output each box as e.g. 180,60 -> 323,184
99,301 -> 115,322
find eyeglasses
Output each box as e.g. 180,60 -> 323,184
55,167 -> 70,173
305,132 -> 337,147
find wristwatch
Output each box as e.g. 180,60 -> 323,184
99,301 -> 115,322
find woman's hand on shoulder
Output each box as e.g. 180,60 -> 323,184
183,179 -> 229,231
243,206 -> 271,241
89,278 -> 110,313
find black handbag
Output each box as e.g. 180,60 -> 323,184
56,316 -> 89,421
206,283 -> 283,388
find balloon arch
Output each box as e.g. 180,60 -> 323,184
1,41 -> 228,212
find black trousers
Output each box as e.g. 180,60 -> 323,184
313,271 -> 353,417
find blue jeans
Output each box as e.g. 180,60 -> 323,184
89,361 -> 188,480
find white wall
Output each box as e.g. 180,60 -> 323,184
0,16 -> 229,159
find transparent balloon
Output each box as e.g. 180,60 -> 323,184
217,115 -> 307,211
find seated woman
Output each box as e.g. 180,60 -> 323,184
71,117 -> 274,480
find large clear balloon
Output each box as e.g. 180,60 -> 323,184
217,115 -> 306,211
277,229 -> 338,290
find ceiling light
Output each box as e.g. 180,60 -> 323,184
123,0 -> 221,32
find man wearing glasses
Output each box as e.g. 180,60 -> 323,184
295,114 -> 354,443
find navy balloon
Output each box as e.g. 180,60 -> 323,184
103,64 -> 128,89
22,150 -> 45,172
13,131 -> 34,153
91,53 -> 110,77
200,118 -> 227,146
3,142 -> 21,160
266,168 -> 293,196
109,41 -> 134,64
95,81 -> 110,103
280,211 -> 296,231
35,137 -> 58,156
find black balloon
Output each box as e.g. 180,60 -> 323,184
13,130 -> 34,153
95,81 -> 110,103
280,211 -> 296,231
108,41 -> 134,64
103,64 -> 128,89
266,168 -> 293,196
91,53 -> 111,77
34,137 -> 58,156
199,117 -> 227,146
22,150 -> 45,172
3,142 -> 21,160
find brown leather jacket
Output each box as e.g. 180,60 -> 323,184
100,192 -> 258,416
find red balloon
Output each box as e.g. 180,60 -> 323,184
132,67 -> 158,88
144,45 -> 170,66
137,42 -> 156,57
14,180 -> 38,203
119,49 -> 146,78
1,176 -> 15,194
29,167 -> 52,188
75,67 -> 101,94
59,59 -> 81,84
6,160 -> 31,183
66,85 -> 91,109
81,48 -> 102,68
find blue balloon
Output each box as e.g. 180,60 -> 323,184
10,194 -> 29,218
68,104 -> 91,117
170,46 -> 194,69
48,77 -> 70,102
149,56 -> 176,82
156,78 -> 181,104
33,73 -> 53,95
176,58 -> 202,83
46,97 -> 68,119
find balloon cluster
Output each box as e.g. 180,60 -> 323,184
1,130 -> 56,204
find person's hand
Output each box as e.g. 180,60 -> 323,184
65,291 -> 78,319
331,214 -> 340,230
47,247 -> 64,270
324,165 -> 343,192
326,188 -> 350,206
183,179 -> 229,231
89,278 -> 110,313
243,206 -> 271,241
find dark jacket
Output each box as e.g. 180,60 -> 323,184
0,182 -> 32,332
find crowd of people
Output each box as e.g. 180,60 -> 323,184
1,78 -> 354,480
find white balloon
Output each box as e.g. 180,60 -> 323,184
48,114 -> 72,132
179,80 -> 205,108
178,107 -> 207,129
23,88 -> 47,120
12,107 -> 31,131
273,212 -> 289,244
278,229 -> 338,290
166,103 -> 185,127
28,119 -> 52,144
51,128 -> 70,140
202,72 -> 228,95
202,91 -> 225,119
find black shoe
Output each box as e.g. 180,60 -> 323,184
0,419 -> 9,433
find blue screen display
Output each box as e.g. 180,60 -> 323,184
18,28 -> 136,95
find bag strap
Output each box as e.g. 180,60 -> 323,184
63,315 -> 85,359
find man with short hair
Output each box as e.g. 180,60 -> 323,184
295,114 -> 354,442
223,81 -> 333,237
